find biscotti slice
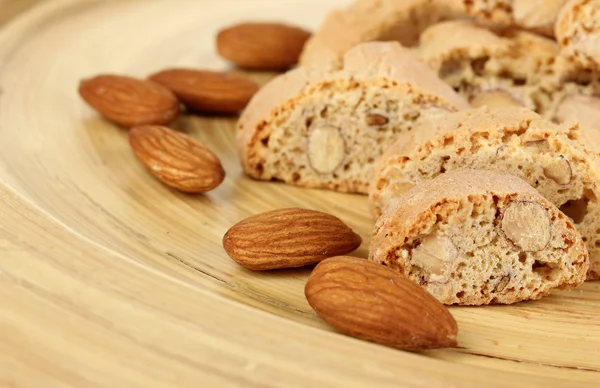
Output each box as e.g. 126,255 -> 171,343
299,0 -> 463,68
369,106 -> 600,279
370,169 -> 589,305
447,0 -> 568,37
237,42 -> 469,194
416,20 -> 563,117
556,0 -> 600,70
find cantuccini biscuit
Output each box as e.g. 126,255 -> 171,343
237,42 -> 468,194
369,107 -> 600,279
370,169 -> 589,305
416,20 -> 563,116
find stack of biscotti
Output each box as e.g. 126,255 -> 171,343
300,0 -> 600,121
364,109 -> 595,306
238,0 -> 600,195
369,106 -> 600,281
370,168 -> 589,305
233,1 -> 600,305
237,41 -> 468,194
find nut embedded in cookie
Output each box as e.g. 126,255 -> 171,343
501,201 -> 551,251
237,41 -> 469,194
470,89 -> 525,109
411,234 -> 458,276
369,106 -> 600,280
369,169 -> 589,305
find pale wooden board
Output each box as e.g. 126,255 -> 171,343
0,0 -> 598,386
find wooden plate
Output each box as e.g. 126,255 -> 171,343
1,0 -> 598,386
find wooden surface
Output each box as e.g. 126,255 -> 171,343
0,0 -> 599,386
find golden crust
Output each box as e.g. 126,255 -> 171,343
236,42 -> 468,194
370,169 -> 589,305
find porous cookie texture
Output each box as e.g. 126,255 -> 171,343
556,0 -> 600,70
299,0 -> 463,68
369,107 -> 600,279
446,0 -> 514,26
237,42 -> 469,194
447,0 -> 568,36
416,20 -> 565,117
370,169 -> 589,305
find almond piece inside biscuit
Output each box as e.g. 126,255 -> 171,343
501,201 -> 551,251
544,155 -> 572,185
494,275 -> 511,292
522,139 -> 550,157
365,113 -> 389,126
308,125 -> 346,174
411,234 -> 457,276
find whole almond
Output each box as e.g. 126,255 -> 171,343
305,256 -> 458,351
129,125 -> 225,193
79,75 -> 180,127
149,69 -> 259,114
216,22 -> 311,70
222,208 -> 362,270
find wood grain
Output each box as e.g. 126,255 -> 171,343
0,0 -> 599,386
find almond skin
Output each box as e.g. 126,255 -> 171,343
149,69 -> 259,114
216,22 -> 311,70
129,125 -> 225,193
222,208 -> 362,270
79,75 -> 180,127
305,256 -> 458,351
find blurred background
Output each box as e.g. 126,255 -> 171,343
1,0 -> 41,26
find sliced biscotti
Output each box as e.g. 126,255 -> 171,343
370,169 -> 589,305
299,0 -> 463,68
416,20 -> 565,117
237,42 -> 469,194
556,0 -> 600,70
369,107 -> 600,279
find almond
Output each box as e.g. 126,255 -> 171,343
501,201 -> 551,252
365,113 -> 389,126
129,125 -> 225,193
222,208 -> 362,270
216,22 -> 311,70
79,75 -> 179,127
470,89 -> 524,109
149,69 -> 259,114
307,125 -> 346,174
305,256 -> 458,351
